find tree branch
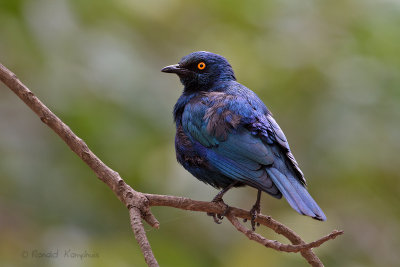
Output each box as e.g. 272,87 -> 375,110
0,62 -> 159,265
144,193 -> 343,266
0,62 -> 342,267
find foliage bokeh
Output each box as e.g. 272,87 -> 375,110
1,0 -> 400,266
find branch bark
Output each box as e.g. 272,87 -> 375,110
0,62 -> 343,267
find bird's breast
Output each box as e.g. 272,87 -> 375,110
175,125 -> 208,168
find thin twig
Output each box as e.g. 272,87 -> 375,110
226,212 -> 342,252
0,62 -> 343,267
130,207 -> 159,267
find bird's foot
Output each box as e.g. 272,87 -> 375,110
207,196 -> 229,224
250,202 -> 261,231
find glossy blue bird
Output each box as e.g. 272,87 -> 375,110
162,51 -> 326,229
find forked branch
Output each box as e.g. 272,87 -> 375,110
0,63 -> 342,267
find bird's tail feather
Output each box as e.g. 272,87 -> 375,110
266,167 -> 326,221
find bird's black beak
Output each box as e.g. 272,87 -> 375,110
161,64 -> 187,75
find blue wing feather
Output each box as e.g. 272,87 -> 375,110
181,92 -> 281,196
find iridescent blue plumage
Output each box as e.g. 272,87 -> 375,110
162,51 -> 326,222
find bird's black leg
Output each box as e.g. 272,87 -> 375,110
207,181 -> 238,224
250,190 -> 262,231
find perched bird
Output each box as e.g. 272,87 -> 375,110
162,51 -> 326,229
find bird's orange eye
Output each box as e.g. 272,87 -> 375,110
197,62 -> 206,70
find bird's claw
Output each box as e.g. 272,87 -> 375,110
207,212 -> 223,224
250,203 -> 261,231
207,198 -> 229,224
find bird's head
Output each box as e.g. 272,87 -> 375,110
162,51 -> 236,91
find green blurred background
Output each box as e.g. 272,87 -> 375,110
1,0 -> 399,266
